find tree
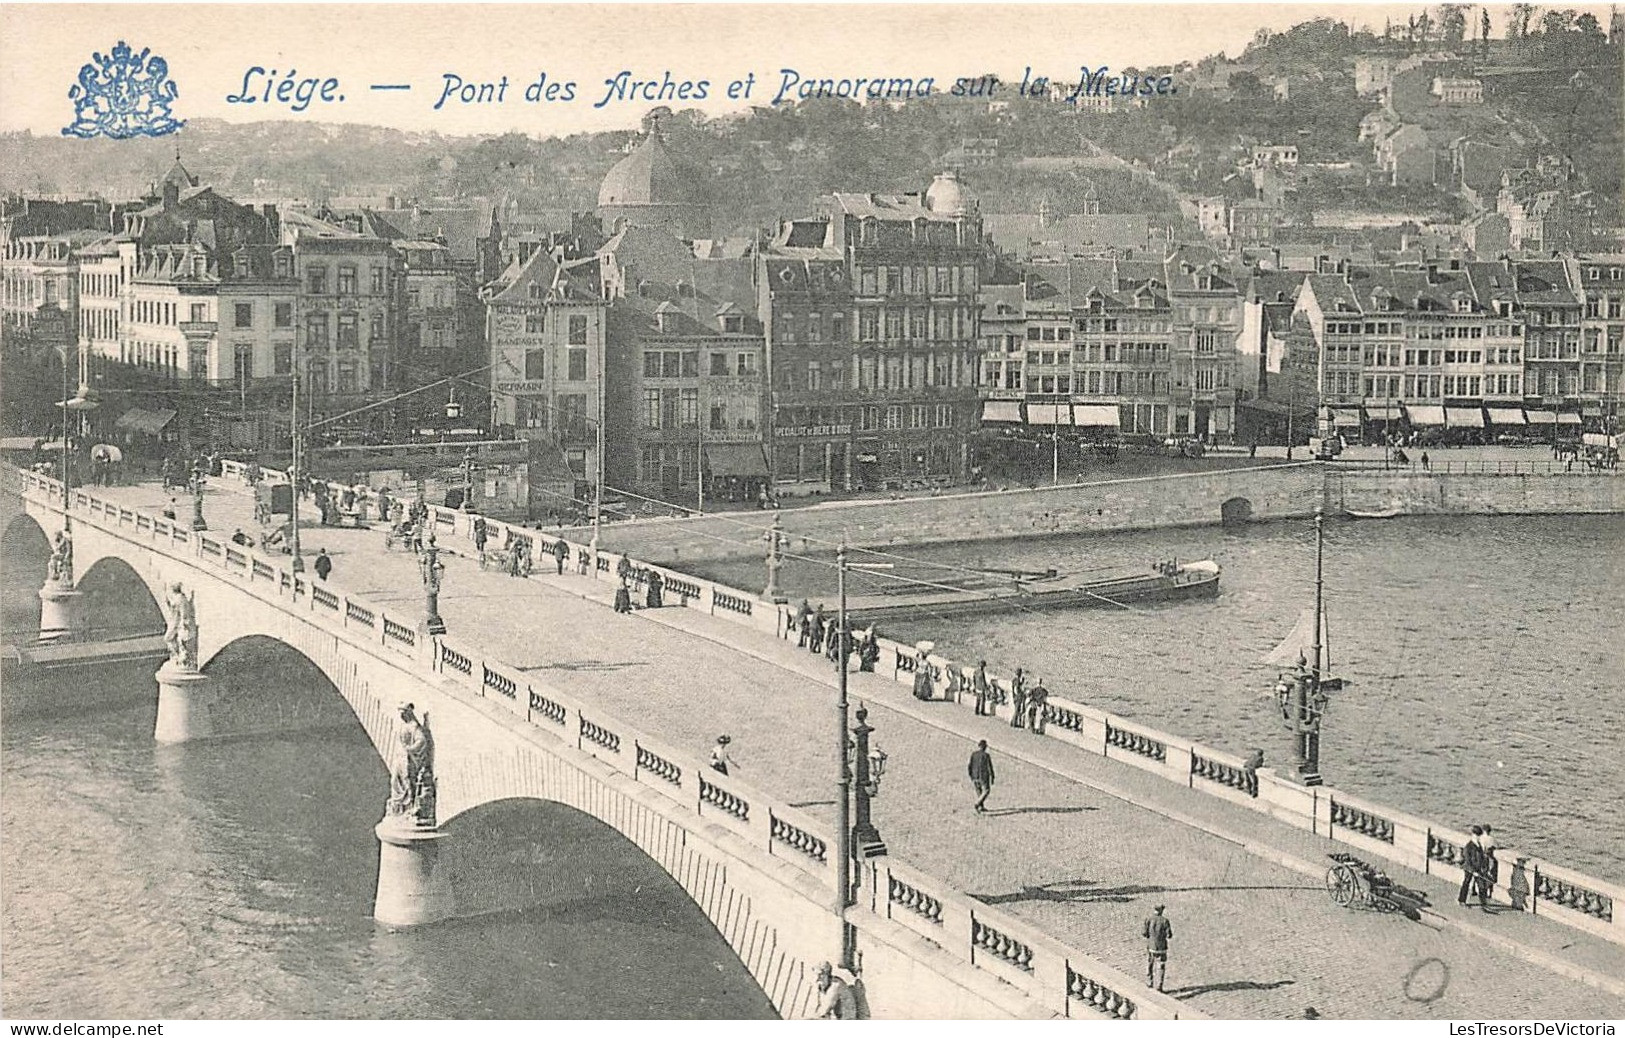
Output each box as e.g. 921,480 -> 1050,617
1481,9 -> 1493,56
1508,3 -> 1536,42
1439,4 -> 1467,44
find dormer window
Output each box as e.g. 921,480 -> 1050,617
861,218 -> 878,245
677,280 -> 695,299
658,312 -> 678,333
637,280 -> 650,298
722,314 -> 742,333
528,283 -> 543,300
1452,295 -> 1471,313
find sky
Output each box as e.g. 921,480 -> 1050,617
0,3 -> 1616,140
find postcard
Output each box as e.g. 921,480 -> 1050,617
1,2 -> 1622,1026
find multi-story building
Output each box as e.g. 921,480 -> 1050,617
1164,246 -> 1245,439
1573,255 -> 1625,426
759,172 -> 983,491
281,211 -> 402,430
598,224 -> 766,504
1071,258 -> 1180,436
483,244 -> 607,504
1514,259 -> 1583,418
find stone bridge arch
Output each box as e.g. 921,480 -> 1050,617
75,555 -> 167,641
1,510 -> 52,634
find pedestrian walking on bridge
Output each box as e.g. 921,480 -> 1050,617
1143,905 -> 1173,991
1009,667 -> 1027,728
968,740 -> 995,813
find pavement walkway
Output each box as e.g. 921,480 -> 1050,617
77,479 -> 1625,1020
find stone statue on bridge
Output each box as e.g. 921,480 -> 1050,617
47,530 -> 74,587
163,582 -> 199,671
386,702 -> 437,829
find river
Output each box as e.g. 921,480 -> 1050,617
695,513 -> 1625,884
0,656 -> 777,1020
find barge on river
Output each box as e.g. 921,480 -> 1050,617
845,559 -> 1220,624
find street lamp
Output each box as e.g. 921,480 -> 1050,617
420,533 -> 446,635
850,703 -> 887,858
1278,507 -> 1329,784
834,546 -> 893,970
763,514 -> 787,602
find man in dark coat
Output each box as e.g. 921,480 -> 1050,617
313,548 -> 332,582
968,740 -> 995,813
1458,826 -> 1490,908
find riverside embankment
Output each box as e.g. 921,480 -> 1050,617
566,462 -> 1624,566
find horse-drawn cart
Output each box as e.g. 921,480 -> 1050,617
1325,852 -> 1430,921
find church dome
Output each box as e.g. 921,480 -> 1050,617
598,133 -> 695,208
925,171 -> 974,216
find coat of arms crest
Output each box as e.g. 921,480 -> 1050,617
61,40 -> 185,140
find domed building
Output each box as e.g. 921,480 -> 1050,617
596,131 -> 709,240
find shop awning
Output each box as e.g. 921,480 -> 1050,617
703,443 -> 769,478
1485,407 -> 1526,426
1582,402 -> 1603,416
1331,408 -> 1363,428
1026,404 -> 1071,427
1405,405 -> 1446,426
981,400 -> 1023,424
1445,407 -> 1484,429
1072,404 -> 1121,429
1557,412 -> 1582,425
113,408 -> 177,435
1525,410 -> 1557,425
1363,402 -> 1403,421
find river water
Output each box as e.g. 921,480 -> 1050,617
0,656 -> 777,1020
700,514 -> 1625,884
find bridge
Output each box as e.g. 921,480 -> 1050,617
4,465 -> 1622,1021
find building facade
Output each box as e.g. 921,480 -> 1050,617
759,172 -> 984,491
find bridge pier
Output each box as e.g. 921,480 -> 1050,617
153,661 -> 214,744
37,583 -> 82,642
373,822 -> 455,929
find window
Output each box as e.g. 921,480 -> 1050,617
307,312 -> 328,346
274,302 -> 293,328
528,283 -> 543,300
710,403 -> 728,431
567,348 -> 587,381
568,315 -> 588,344
644,389 -> 661,430
525,349 -> 546,380
831,312 -> 847,342
337,313 -> 358,348
233,345 -> 254,383
884,406 -> 903,430
710,352 -> 729,376
190,302 -> 208,323
640,446 -> 662,483
737,353 -> 757,376
526,315 -> 544,334
337,360 -> 358,394
307,266 -> 326,294
681,352 -> 699,377
337,266 -> 357,295
274,342 -> 293,375
722,314 -> 742,333
371,268 -> 386,294
680,388 -> 699,428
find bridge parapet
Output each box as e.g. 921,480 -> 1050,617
11,464 -> 1208,1019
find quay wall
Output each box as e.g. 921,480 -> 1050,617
1330,468 -> 1625,518
568,463 -> 1327,565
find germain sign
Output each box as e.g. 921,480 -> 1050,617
494,380 -> 547,394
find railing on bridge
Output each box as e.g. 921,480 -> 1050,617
8,462 -> 1201,1020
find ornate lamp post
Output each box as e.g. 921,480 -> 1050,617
1278,508 -> 1329,784
851,703 -> 888,858
420,539 -> 447,635
763,514 -> 786,602
189,472 -> 208,531
461,446 -> 476,512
